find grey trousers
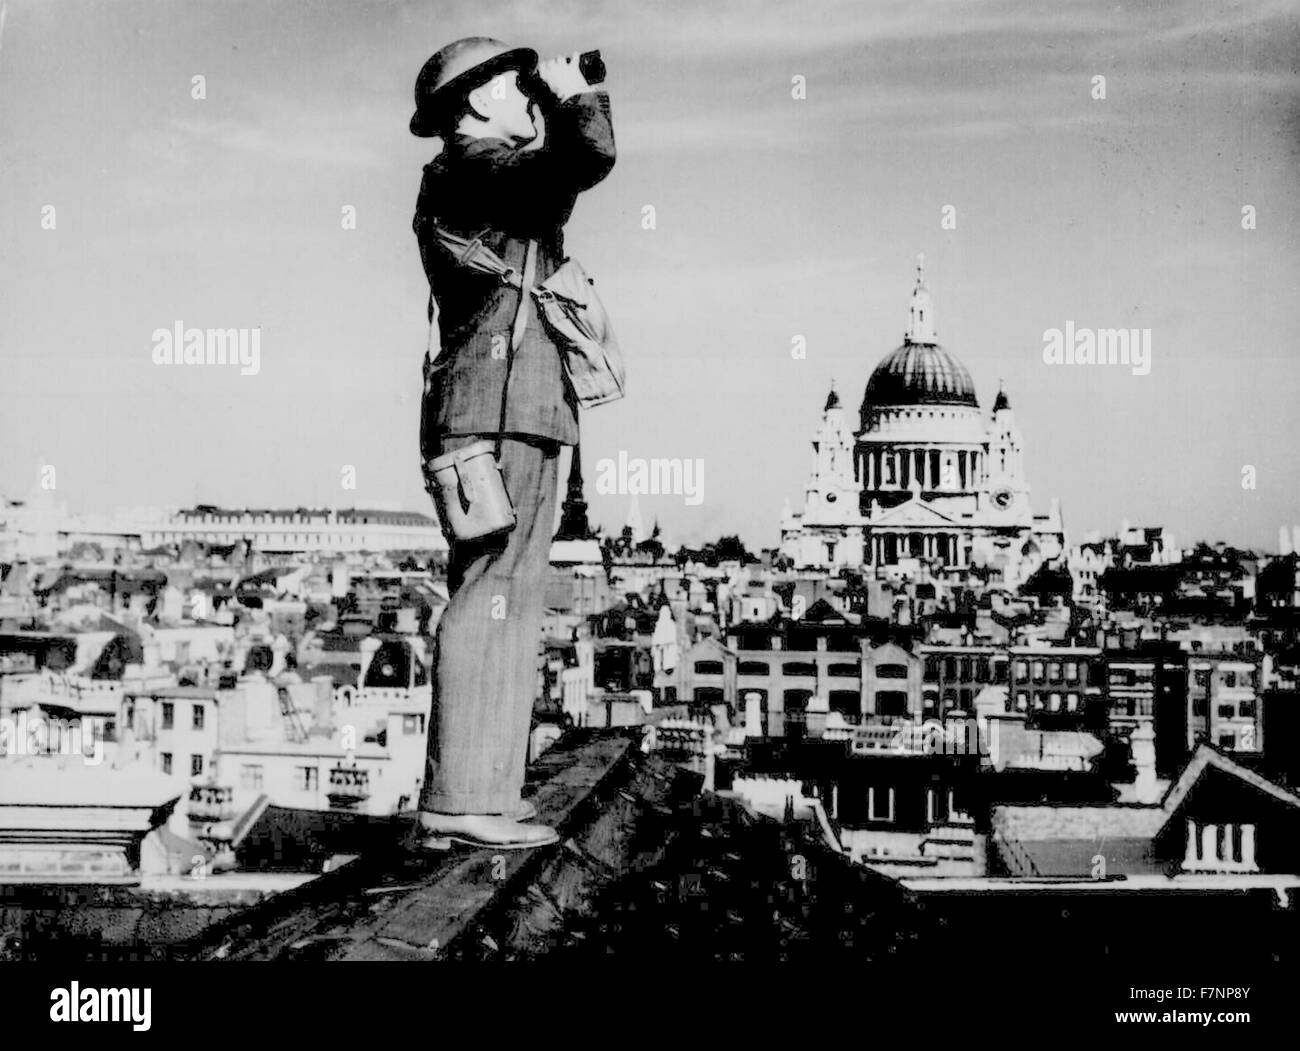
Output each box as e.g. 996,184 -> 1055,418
419,433 -> 562,815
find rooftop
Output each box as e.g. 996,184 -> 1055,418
177,730 -> 702,960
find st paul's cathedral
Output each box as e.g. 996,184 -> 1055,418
779,257 -> 1064,581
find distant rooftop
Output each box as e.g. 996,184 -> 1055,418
181,506 -> 436,527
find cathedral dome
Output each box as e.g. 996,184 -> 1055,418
861,255 -> 979,411
864,341 -> 979,409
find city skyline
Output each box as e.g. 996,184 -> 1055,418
2,0 -> 1298,553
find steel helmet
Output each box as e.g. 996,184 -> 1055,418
410,37 -> 538,137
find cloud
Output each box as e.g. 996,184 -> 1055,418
398,0 -> 1293,66
166,94 -> 391,170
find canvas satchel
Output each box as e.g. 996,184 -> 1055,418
426,224 -> 626,408
531,258 -> 626,407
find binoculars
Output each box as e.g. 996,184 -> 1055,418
575,50 -> 606,85
529,49 -> 605,86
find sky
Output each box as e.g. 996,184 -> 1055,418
1,0 -> 1298,552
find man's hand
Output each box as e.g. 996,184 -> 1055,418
537,51 -> 592,102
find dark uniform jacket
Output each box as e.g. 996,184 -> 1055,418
414,90 -> 615,454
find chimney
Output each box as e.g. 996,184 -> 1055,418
1130,723 -> 1159,803
744,691 -> 764,738
311,675 -> 335,733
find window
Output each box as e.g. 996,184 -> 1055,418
783,689 -> 813,710
1049,693 -> 1062,712
927,788 -> 948,823
876,663 -> 908,680
1223,672 -> 1237,688
240,764 -> 264,790
1033,695 -> 1045,710
103,719 -> 117,743
1016,692 -> 1028,711
868,787 -> 895,822
1014,661 -> 1028,680
1217,705 -> 1235,720
161,752 -> 172,775
929,788 -> 961,823
783,661 -> 817,677
402,713 -> 426,735
161,702 -> 174,730
190,754 -> 204,777
1194,669 -> 1211,689
875,691 -> 909,717
828,663 -> 858,678
296,766 -> 319,791
1193,696 -> 1208,717
693,660 -> 724,676
1048,662 -> 1062,683
924,657 -> 940,681
1239,701 -> 1256,719
1067,693 -> 1079,712
944,657 -> 957,679
1032,662 -> 1046,683
828,690 -> 860,716
192,705 -> 205,731
1218,734 -> 1236,750
1065,663 -> 1079,683
738,660 -> 770,676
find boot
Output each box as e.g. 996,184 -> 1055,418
412,812 -> 558,851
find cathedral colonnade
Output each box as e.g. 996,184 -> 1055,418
866,531 -> 966,566
860,445 -> 984,492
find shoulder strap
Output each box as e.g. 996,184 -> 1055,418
425,222 -> 525,363
494,239 -> 538,458
428,223 -> 524,287
426,227 -> 523,362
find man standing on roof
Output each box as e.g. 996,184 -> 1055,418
408,38 -> 615,849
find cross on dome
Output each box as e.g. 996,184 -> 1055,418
906,252 -> 935,343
